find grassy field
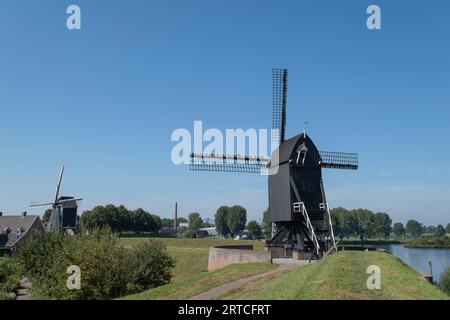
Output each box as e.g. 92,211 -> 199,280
119,237 -> 449,300
121,263 -> 276,300
218,251 -> 449,300
119,237 -> 264,282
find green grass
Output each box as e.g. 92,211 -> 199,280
119,237 -> 264,282
119,237 -> 265,250
219,251 -> 449,300
118,237 -> 273,300
120,263 -> 276,300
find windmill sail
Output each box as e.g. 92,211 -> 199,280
272,68 -> 288,148
319,151 -> 358,170
190,153 -> 269,174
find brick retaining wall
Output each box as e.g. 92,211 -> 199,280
208,245 -> 272,271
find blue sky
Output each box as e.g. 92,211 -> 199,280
0,0 -> 449,225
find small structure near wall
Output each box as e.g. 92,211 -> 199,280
208,245 -> 272,271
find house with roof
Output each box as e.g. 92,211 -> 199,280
0,211 -> 44,252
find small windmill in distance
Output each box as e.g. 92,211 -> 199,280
30,166 -> 83,232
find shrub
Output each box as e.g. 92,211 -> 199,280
14,229 -> 174,300
14,231 -> 65,278
0,257 -> 21,298
127,240 -> 175,292
441,267 -> 450,296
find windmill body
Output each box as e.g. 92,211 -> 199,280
190,69 -> 358,259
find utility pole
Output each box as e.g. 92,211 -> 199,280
174,202 -> 178,233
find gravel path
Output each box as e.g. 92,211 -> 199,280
16,278 -> 31,300
189,265 -> 298,300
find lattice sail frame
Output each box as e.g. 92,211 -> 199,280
272,69 -> 288,147
319,151 -> 358,170
190,153 -> 269,174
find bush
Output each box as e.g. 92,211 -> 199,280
15,229 -> 174,300
128,240 -> 175,292
0,257 -> 21,298
441,267 -> 450,296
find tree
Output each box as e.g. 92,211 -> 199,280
246,220 -> 262,239
446,223 -> 450,234
42,209 -> 53,223
393,222 -> 406,238
347,209 -> 375,241
227,205 -> 247,237
202,218 -> 214,228
406,220 -> 423,237
161,218 -> 173,228
261,208 -> 271,240
424,225 -> 436,234
330,207 -> 351,241
372,212 -> 392,239
215,206 -> 230,237
186,212 -> 203,238
435,224 -> 446,237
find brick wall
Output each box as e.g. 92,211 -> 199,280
208,246 -> 272,271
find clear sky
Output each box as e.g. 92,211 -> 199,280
0,0 -> 449,225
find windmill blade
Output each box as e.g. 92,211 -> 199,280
319,151 -> 358,170
190,153 -> 269,174
54,165 -> 65,204
29,202 -> 54,208
272,68 -> 288,147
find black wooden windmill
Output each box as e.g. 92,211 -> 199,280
190,69 -> 358,259
30,166 -> 83,232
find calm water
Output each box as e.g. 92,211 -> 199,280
386,245 -> 450,283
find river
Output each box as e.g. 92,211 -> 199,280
385,245 -> 450,283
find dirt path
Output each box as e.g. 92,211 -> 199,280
16,278 -> 31,300
189,265 -> 298,300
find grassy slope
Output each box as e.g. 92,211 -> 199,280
119,237 -> 264,282
119,237 -> 272,300
219,251 -> 449,300
121,263 -> 276,300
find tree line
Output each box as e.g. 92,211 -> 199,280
393,220 -> 450,238
81,205 -> 162,233
331,207 -> 450,240
331,208 -> 392,241
78,204 -> 449,240
80,205 -> 215,238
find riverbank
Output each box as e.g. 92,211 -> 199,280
339,237 -> 450,249
403,236 -> 450,249
340,239 -> 401,245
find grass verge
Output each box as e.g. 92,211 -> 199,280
120,263 -> 276,300
219,251 -> 449,300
